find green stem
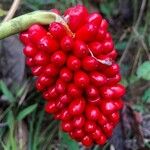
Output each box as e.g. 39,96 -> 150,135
0,11 -> 66,40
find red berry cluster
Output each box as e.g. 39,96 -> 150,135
20,5 -> 125,147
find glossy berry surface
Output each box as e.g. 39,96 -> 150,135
20,4 -> 125,147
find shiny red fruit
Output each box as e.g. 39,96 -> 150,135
72,129 -> 85,139
37,75 -> 52,87
64,5 -> 88,32
44,64 -> 58,77
55,79 -> 66,94
96,28 -> 106,41
85,105 -> 100,121
76,23 -> 98,42
19,31 -> 30,45
99,100 -> 117,115
92,128 -> 105,141
26,58 -> 35,67
100,86 -> 114,99
45,101 -> 57,113
109,112 -> 120,125
69,98 -> 86,116
98,112 -> 108,126
100,19 -> 108,30
58,94 -> 71,104
85,121 -> 97,133
28,24 -> 47,44
31,66 -> 43,76
102,41 -> 114,54
86,85 -> 99,98
60,68 -> 73,82
103,123 -> 113,137
107,74 -> 121,85
73,40 -> 89,58
86,12 -> 102,26
74,71 -> 90,88
82,135 -> 93,147
72,115 -> 85,128
96,134 -> 107,145
43,86 -> 57,100
60,109 -> 71,121
114,99 -> 124,110
49,22 -> 66,39
106,49 -> 117,60
82,56 -> 98,71
67,56 -> 81,71
90,71 -> 107,86
61,35 -> 73,52
34,52 -> 49,66
67,84 -> 82,98
89,42 -> 103,56
51,51 -> 66,67
61,121 -> 72,132
56,100 -> 65,109
38,35 -> 58,54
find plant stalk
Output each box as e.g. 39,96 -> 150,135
0,11 -> 66,40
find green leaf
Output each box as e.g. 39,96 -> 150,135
0,80 -> 16,102
142,88 -> 150,103
60,131 -> 79,150
17,104 -> 37,121
116,41 -> 127,51
137,61 -> 150,80
120,77 -> 128,87
128,75 -> 139,84
100,4 -> 111,18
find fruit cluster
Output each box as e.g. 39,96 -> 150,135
20,5 -> 125,147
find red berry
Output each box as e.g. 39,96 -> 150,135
88,96 -> 101,104
61,121 -> 72,132
90,71 -> 107,86
31,66 -> 43,76
64,5 -> 88,32
45,101 -> 57,113
60,68 -> 73,82
61,35 -> 73,52
58,94 -> 71,104
55,79 -> 66,94
34,52 -> 49,66
100,86 -> 114,99
86,12 -> 102,26
114,99 -> 124,110
92,128 -> 104,141
60,109 -> 71,121
106,49 -> 117,60
43,86 -> 57,100
102,41 -> 114,54
28,24 -> 47,44
86,85 -> 99,98
67,84 -> 82,98
73,40 -> 89,58
99,100 -> 117,115
96,28 -> 106,41
97,112 -> 108,126
82,135 -> 93,147
82,56 -> 98,71
38,75 -> 52,87
107,74 -> 121,85
85,105 -> 100,121
69,98 -> 85,116
56,100 -> 65,109
85,121 -> 97,133
109,112 -> 120,125
110,84 -> 125,98
51,51 -> 66,67
89,42 -> 103,56
72,115 -> 85,128
19,31 -> 30,45
96,134 -> 107,145
24,44 -> 37,57
74,71 -> 90,88
49,22 -> 66,39
38,35 -> 58,54
26,58 -> 35,67
100,19 -> 108,30
76,23 -> 98,42
67,56 -> 81,71
104,63 -> 120,77
102,123 -> 113,137
72,129 -> 85,139
44,64 -> 58,77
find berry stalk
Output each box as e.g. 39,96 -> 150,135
0,11 -> 66,40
